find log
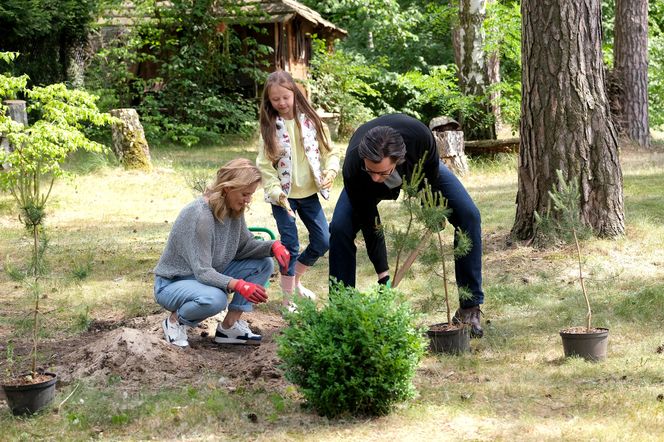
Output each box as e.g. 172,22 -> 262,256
464,137 -> 520,155
109,108 -> 152,171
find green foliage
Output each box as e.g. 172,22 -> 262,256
308,40 -> 377,138
85,0 -> 267,144
0,52 -> 113,374
277,284 -> 426,417
534,170 -> 592,246
0,0 -> 98,85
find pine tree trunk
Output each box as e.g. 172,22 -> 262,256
513,0 -> 625,240
614,0 -> 650,147
457,0 -> 496,140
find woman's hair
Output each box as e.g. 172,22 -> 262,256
204,158 -> 262,221
259,70 -> 331,163
358,126 -> 407,165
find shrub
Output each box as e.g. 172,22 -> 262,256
277,284 -> 427,418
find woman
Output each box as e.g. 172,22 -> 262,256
153,158 -> 290,347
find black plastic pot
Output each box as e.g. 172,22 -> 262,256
427,323 -> 470,354
2,372 -> 57,415
560,327 -> 609,362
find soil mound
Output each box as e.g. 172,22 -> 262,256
52,310 -> 290,391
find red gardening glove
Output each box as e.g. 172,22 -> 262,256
234,279 -> 268,303
271,240 -> 290,274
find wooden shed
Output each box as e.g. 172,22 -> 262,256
219,0 -> 347,82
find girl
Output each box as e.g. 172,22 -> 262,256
256,71 -> 339,308
153,158 -> 290,347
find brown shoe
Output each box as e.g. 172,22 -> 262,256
453,306 -> 484,338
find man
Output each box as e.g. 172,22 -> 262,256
329,114 -> 485,337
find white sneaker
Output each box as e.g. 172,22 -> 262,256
296,283 -> 316,300
162,317 -> 189,347
214,319 -> 262,345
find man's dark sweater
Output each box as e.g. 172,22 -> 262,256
342,113 -> 441,273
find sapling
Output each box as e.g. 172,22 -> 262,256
0,52 -> 114,379
535,169 -> 594,331
388,159 -> 472,326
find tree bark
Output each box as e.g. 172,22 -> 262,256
513,0 -> 624,240
614,0 -> 650,147
1,100 -> 28,169
457,0 -> 496,140
109,108 -> 152,171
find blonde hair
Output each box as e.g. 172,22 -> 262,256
204,158 -> 262,221
259,70 -> 331,163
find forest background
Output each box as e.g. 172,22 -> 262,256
1,0 -> 663,146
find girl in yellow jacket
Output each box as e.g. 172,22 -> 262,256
256,71 -> 339,308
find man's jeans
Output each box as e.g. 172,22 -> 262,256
271,193 -> 330,276
154,257 -> 273,327
329,163 -> 484,307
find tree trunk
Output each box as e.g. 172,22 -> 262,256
513,0 -> 625,240
614,0 -> 650,147
109,108 -> 152,171
433,130 -> 469,175
457,0 -> 496,140
1,100 -> 28,169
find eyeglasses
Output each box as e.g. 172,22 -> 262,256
360,163 -> 396,177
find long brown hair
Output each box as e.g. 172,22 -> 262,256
204,158 -> 262,221
259,70 -> 331,163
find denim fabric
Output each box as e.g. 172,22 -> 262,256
329,163 -> 483,307
154,257 -> 273,327
271,193 -> 330,275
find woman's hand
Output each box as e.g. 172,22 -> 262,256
321,170 -> 337,190
233,279 -> 268,303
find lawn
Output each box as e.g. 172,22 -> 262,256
1,137 -> 664,441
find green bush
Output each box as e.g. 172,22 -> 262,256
277,284 -> 427,418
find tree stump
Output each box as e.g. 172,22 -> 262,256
109,108 -> 152,171
429,117 -> 469,175
434,131 -> 469,175
1,100 -> 28,169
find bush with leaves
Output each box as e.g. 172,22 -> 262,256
277,284 -> 427,417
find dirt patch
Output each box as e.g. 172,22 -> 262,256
45,310 -> 290,392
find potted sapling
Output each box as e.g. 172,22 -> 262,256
388,160 -> 473,354
536,170 -> 609,362
0,52 -> 114,414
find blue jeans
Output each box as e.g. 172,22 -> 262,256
271,193 -> 330,276
329,163 -> 484,307
154,257 -> 273,327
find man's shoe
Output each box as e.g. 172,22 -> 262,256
453,306 -> 484,338
214,319 -> 262,345
162,317 -> 189,347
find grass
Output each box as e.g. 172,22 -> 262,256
1,139 -> 664,440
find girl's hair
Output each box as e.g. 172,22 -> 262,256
259,70 -> 331,163
204,158 -> 262,221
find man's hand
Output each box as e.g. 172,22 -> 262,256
377,274 -> 390,286
234,279 -> 268,303
321,170 -> 337,190
271,240 -> 291,274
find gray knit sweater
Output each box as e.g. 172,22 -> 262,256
153,197 -> 274,290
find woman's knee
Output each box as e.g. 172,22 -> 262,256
198,287 -> 228,313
